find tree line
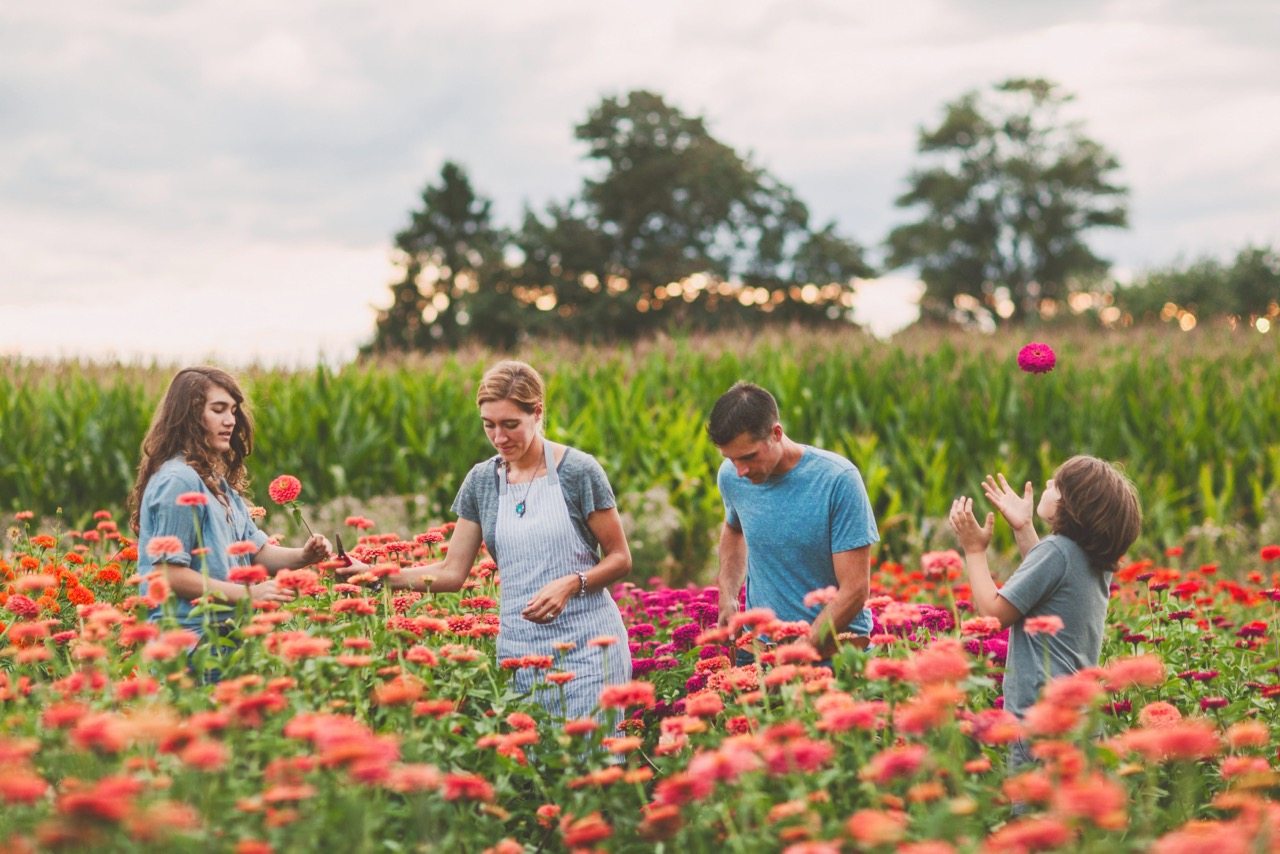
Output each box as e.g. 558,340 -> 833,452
368,80 -> 1275,352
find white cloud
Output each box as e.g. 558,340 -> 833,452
1,0 -> 1277,364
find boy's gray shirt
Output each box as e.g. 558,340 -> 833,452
999,534 -> 1113,719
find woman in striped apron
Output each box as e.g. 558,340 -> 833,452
371,360 -> 633,721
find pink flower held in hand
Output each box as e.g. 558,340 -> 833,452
1017,342 -> 1056,374
176,492 -> 207,507
1024,615 -> 1065,636
145,535 -> 185,558
268,475 -> 302,505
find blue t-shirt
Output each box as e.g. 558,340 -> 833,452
718,445 -> 879,632
138,457 -> 270,632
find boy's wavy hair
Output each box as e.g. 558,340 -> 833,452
128,367 -> 254,532
1051,455 -> 1142,572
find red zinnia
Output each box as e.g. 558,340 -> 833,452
0,769 -> 49,805
598,680 -> 656,710
228,565 -> 268,585
267,475 -> 302,505
1017,342 -> 1056,374
560,812 -> 612,847
442,771 -> 494,802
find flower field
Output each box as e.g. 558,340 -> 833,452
4,511 -> 1280,852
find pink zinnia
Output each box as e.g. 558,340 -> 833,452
145,535 -> 185,558
268,475 -> 302,504
921,550 -> 963,579
5,594 -> 39,620
1024,615 -> 1065,636
175,492 -> 207,507
803,586 -> 838,607
227,540 -> 259,557
1017,342 -> 1056,374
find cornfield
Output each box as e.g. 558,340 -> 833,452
2,324 -> 1277,580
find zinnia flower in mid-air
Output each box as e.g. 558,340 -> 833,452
1017,342 -> 1056,374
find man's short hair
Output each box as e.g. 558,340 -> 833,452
707,382 -> 779,446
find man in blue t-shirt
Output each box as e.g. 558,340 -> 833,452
709,382 -> 878,658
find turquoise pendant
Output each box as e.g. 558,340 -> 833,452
515,501 -> 526,517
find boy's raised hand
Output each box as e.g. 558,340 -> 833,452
949,496 -> 994,554
982,473 -> 1034,531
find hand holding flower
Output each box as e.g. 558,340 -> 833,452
268,474 -> 314,536
299,534 -> 332,566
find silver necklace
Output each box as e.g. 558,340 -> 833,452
507,459 -> 543,517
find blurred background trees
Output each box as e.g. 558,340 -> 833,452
370,83 -> 1276,353
886,78 -> 1128,325
369,90 -> 871,352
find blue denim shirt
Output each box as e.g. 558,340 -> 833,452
138,457 -> 269,632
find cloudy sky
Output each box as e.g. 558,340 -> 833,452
2,1 -> 1277,365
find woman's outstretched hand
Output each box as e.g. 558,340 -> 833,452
949,496 -> 994,554
981,473 -> 1034,531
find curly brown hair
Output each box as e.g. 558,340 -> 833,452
128,367 -> 255,532
1050,455 -> 1142,572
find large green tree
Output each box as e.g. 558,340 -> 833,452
516,90 -> 871,336
368,162 -> 514,353
371,92 -> 874,350
887,78 -> 1128,323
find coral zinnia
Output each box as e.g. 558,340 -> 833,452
1017,342 -> 1057,374
267,475 -> 302,505
145,535 -> 185,558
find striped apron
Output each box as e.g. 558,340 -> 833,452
494,440 -> 632,721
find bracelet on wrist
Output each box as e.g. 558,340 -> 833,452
575,571 -> 588,597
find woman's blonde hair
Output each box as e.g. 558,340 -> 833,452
475,360 -> 545,414
128,366 -> 254,531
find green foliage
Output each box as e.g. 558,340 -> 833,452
887,77 -> 1128,323
368,162 -> 513,353
3,327 -> 1278,581
1116,243 -> 1280,321
373,90 -> 873,351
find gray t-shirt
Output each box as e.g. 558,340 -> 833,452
451,444 -> 616,563
998,534 -> 1112,720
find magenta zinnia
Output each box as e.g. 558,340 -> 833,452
1017,342 -> 1056,374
